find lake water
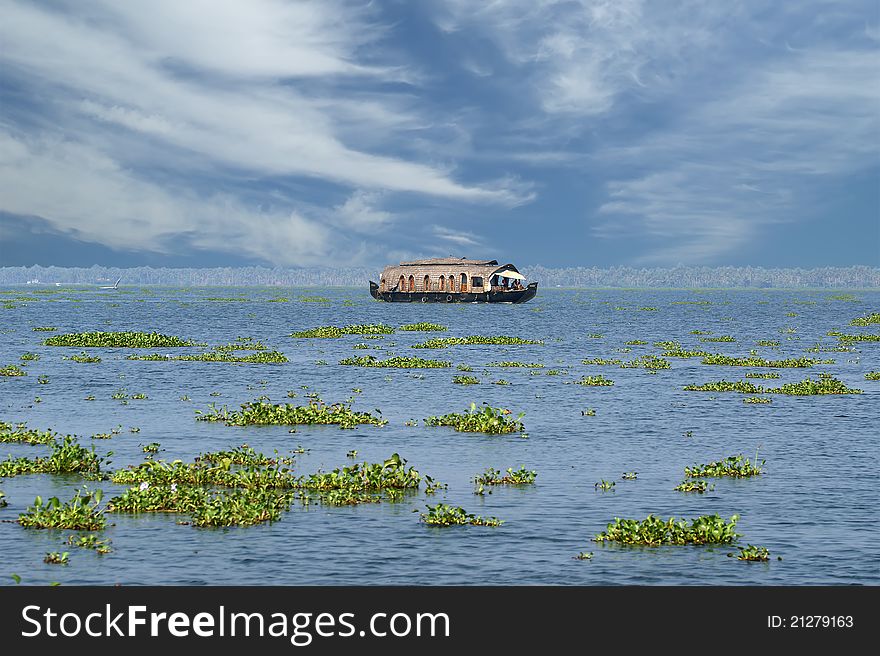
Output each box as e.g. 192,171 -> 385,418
1,286 -> 878,585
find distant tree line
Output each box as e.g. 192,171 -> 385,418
1,264 -> 877,289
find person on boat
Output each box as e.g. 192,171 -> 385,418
512,279 -> 523,290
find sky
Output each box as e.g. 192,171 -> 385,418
0,1 -> 878,269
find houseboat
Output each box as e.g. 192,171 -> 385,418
370,257 -> 538,303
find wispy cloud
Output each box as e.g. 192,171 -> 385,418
431,225 -> 483,248
595,47 -> 880,263
0,0 -> 531,265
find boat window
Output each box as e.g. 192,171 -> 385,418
408,275 -> 415,292
424,275 -> 429,292
448,275 -> 455,291
472,276 -> 483,289
380,278 -> 386,292
460,273 -> 468,292
439,275 -> 445,291
398,275 -> 405,291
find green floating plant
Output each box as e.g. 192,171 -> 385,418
594,514 -> 739,546
420,504 -> 503,527
685,454 -> 763,479
339,355 -> 450,368
127,351 -> 287,363
452,375 -> 480,385
291,324 -> 394,338
474,466 -> 536,485
575,375 -> 614,387
673,480 -> 714,493
18,488 -> 106,530
731,544 -> 771,561
850,313 -> 880,326
398,323 -> 447,332
424,403 -> 525,434
701,354 -> 826,368
43,331 -> 198,347
412,336 -> 542,349
0,365 -> 27,377
196,399 -> 387,429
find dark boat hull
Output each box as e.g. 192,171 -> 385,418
369,281 -> 537,304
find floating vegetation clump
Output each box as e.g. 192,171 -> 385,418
412,336 -> 543,349
127,350 -> 288,364
685,454 -> 763,479
291,324 -> 394,338
108,484 -> 210,514
213,337 -> 267,351
866,371 -> 880,380
683,380 -> 763,393
18,488 -> 106,530
766,377 -> 862,395
742,397 -> 772,404
575,375 -> 614,387
32,326 -> 57,332
196,445 -> 295,467
756,340 -> 780,347
0,421 -> 58,445
487,361 -> 544,368
620,355 -> 670,370
594,514 -> 739,546
0,365 -> 26,377
700,335 -> 736,342
339,355 -> 451,368
456,364 -> 473,372
66,534 -> 112,554
594,480 -> 615,491
701,354 -> 825,368
64,352 -> 102,363
836,333 -> 880,343
420,504 -> 503,527
653,341 -> 680,350
453,375 -> 480,385
44,552 -> 69,565
744,372 -> 780,379
398,323 -> 447,332
19,352 -> 40,361
44,331 -> 198,348
298,296 -> 330,303
301,454 -> 422,495
582,357 -> 622,366
625,340 -> 648,345
850,313 -> 880,326
196,399 -> 387,429
662,348 -> 710,358
0,436 -> 104,478
424,403 -> 525,434
673,480 -> 713,493
732,544 -> 771,562
474,466 -> 536,485
189,488 -> 294,527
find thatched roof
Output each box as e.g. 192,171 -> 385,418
378,257 -> 524,292
398,257 -> 498,267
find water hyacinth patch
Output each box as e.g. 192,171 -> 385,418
301,454 -> 422,494
32,326 -> 57,332
700,335 -> 736,342
196,399 -> 387,429
685,454 -> 763,478
196,445 -> 295,467
474,466 -> 536,485
291,324 -> 394,338
0,365 -> 27,376
453,375 -> 480,385
127,350 -> 288,364
850,313 -> 880,326
107,483 -> 210,514
64,352 -> 102,363
866,371 -> 880,380
0,421 -> 58,445
189,488 -> 295,527
411,336 -> 543,349
43,331 -> 199,348
424,403 -> 525,434
339,355 -> 451,368
575,375 -> 614,387
662,348 -> 710,358
701,354 -> 827,368
766,377 -> 862,395
836,333 -> 880,343
625,340 -> 648,345
398,323 -> 447,332
66,534 -> 112,554
0,436 -> 105,478
673,480 -> 713,493
19,352 -> 40,361
487,361 -> 544,368
744,372 -> 780,378
743,397 -> 772,404
731,544 -> 771,562
213,337 -> 267,351
683,380 -> 764,393
756,340 -> 781,347
44,552 -> 69,565
594,514 -> 739,546
594,480 -> 615,491
420,504 -> 503,527
18,488 -> 106,530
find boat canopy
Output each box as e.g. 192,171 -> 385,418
493,268 -> 525,280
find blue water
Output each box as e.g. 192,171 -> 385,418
0,286 -> 878,585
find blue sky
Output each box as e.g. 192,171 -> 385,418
0,1 -> 878,269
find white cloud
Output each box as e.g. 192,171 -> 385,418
431,225 -> 482,247
595,47 -> 880,263
0,0 -> 532,265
